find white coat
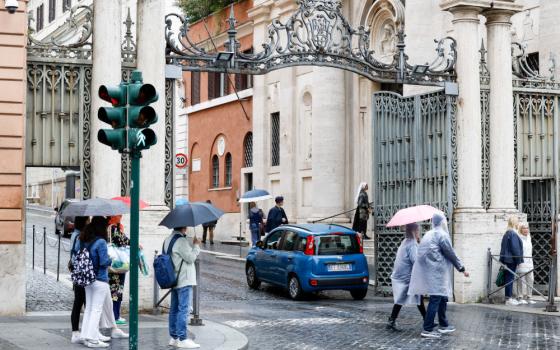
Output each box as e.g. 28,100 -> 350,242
391,237 -> 421,305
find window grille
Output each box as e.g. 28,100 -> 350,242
49,0 -> 56,22
243,132 -> 253,167
225,153 -> 232,187
212,155 -> 219,188
191,72 -> 200,105
271,112 -> 280,166
37,5 -> 44,31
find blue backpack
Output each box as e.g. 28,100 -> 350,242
153,234 -> 184,289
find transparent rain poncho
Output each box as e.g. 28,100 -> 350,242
391,224 -> 421,305
408,214 -> 464,298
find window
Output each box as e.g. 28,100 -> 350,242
191,72 -> 200,105
36,5 -> 45,31
207,72 -> 229,100
527,52 -> 540,74
271,112 -> 280,166
243,132 -> 253,167
63,0 -> 71,11
280,231 -> 299,251
211,155 -> 219,188
266,231 -> 284,250
235,48 -> 254,91
49,0 -> 56,22
225,153 -> 232,187
317,234 -> 360,255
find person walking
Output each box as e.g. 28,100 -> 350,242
515,223 -> 535,304
248,202 -> 265,246
352,182 -> 371,239
107,215 -> 130,325
164,226 -> 201,349
265,196 -> 288,233
202,200 -> 217,245
408,213 -> 469,339
70,216 -> 90,344
78,216 -> 129,348
387,223 -> 426,331
499,216 -> 524,306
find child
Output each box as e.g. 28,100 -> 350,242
516,223 -> 536,304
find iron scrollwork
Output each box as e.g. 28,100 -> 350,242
165,0 -> 457,85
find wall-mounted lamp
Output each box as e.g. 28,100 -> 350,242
412,64 -> 429,75
5,0 -> 19,14
214,51 -> 234,64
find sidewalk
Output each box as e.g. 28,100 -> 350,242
0,313 -> 248,350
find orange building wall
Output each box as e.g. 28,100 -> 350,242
0,1 -> 27,243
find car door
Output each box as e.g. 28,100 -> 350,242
275,230 -> 299,285
257,230 -> 284,283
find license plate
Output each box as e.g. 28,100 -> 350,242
327,263 -> 352,272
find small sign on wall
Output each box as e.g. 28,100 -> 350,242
192,158 -> 201,172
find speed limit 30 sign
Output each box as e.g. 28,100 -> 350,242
175,153 -> 188,169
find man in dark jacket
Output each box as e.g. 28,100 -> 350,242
265,196 -> 288,233
499,217 -> 524,306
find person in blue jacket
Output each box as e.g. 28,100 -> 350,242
499,216 -> 524,306
78,216 -> 128,348
265,196 -> 288,233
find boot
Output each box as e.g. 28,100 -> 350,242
386,317 -> 401,331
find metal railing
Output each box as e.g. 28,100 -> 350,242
486,248 -> 558,312
30,225 -> 72,281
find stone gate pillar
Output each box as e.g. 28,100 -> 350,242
485,5 -> 521,210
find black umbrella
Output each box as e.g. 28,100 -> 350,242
159,201 -> 224,229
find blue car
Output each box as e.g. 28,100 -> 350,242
245,223 -> 369,300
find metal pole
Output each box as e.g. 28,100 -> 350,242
545,257 -> 558,312
239,222 -> 242,258
57,230 -> 61,281
129,153 -> 141,350
486,248 -> 492,304
152,250 -> 161,315
32,225 -> 35,270
189,258 -> 203,326
43,227 -> 46,274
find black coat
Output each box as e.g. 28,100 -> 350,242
265,206 -> 288,232
499,229 -> 524,265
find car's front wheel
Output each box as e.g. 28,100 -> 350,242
246,264 -> 261,289
350,288 -> 368,300
288,275 -> 304,300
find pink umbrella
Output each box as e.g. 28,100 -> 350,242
386,205 -> 445,227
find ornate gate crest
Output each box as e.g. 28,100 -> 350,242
165,0 -> 457,85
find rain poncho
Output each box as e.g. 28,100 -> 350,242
391,224 -> 421,305
408,214 -> 464,298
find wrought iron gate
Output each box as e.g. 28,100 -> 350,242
372,90 -> 457,293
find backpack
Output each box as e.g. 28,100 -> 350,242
71,239 -> 99,287
153,234 -> 185,289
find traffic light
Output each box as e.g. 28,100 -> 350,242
127,70 -> 158,151
97,83 -> 128,151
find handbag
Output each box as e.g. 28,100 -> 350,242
108,243 -> 131,274
495,266 -> 506,287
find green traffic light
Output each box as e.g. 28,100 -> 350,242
128,128 -> 157,151
98,129 -> 127,151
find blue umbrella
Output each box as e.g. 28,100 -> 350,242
238,189 -> 273,203
159,201 -> 224,229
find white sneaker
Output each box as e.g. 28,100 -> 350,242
84,340 -> 110,348
506,298 -> 520,306
169,338 -> 178,347
176,339 -> 201,349
71,331 -> 83,344
98,334 -> 111,342
528,300 -> 537,304
111,328 -> 129,339
519,299 -> 528,305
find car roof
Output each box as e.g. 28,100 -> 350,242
279,223 -> 356,235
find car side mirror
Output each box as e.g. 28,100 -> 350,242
256,241 -> 264,249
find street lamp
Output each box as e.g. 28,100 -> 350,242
214,51 -> 234,64
4,0 -> 19,14
412,64 -> 429,75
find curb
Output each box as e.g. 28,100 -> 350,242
472,302 -> 560,317
205,320 -> 249,350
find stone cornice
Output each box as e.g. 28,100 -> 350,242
247,1 -> 273,25
440,0 -> 522,12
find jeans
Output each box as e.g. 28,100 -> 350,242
423,295 -> 449,332
250,223 -> 260,246
81,281 -> 116,342
505,263 -> 518,298
71,285 -> 86,332
169,286 -> 192,341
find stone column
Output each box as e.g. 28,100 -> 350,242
310,68 -> 346,220
441,4 -> 483,210
90,0 -> 122,198
485,8 -> 519,210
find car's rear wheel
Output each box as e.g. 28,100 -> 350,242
350,288 -> 368,300
246,264 -> 261,289
288,275 -> 304,300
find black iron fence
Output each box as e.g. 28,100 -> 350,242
30,225 -> 72,282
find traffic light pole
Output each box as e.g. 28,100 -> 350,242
129,151 -> 141,350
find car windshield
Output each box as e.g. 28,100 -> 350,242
317,234 -> 360,255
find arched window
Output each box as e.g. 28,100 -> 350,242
243,132 -> 253,167
225,153 -> 232,187
212,155 -> 219,188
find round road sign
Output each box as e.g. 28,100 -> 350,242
175,153 -> 188,168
